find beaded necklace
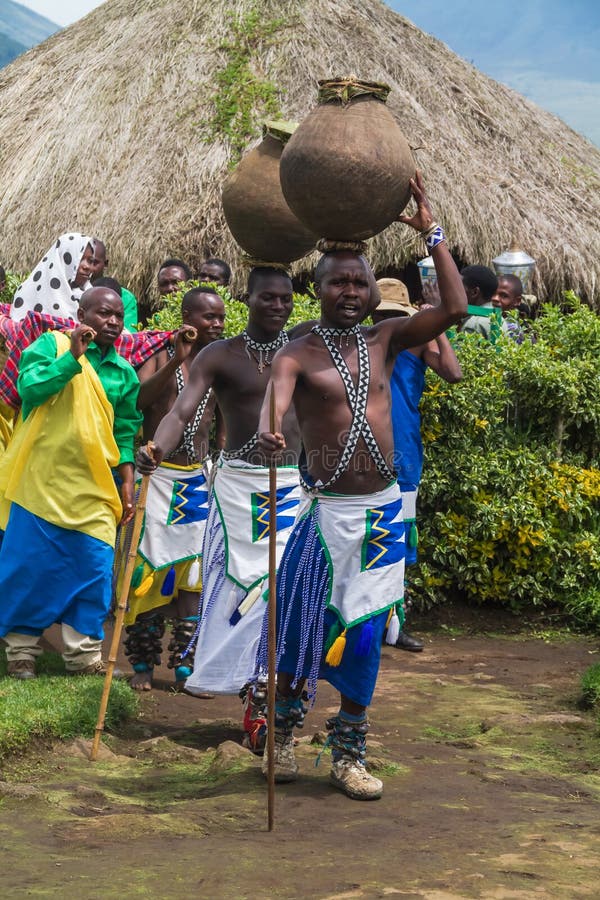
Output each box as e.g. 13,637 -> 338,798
306,325 -> 395,491
222,329 -> 289,461
242,329 -> 289,373
166,346 -> 212,463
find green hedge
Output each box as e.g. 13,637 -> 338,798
413,295 -> 600,624
0,270 -> 24,306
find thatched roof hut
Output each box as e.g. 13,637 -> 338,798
0,0 -> 599,304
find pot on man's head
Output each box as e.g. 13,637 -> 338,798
280,77 -> 415,244
222,121 -> 316,264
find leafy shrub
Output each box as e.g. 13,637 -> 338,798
413,296 -> 600,622
0,270 -> 24,305
566,589 -> 600,630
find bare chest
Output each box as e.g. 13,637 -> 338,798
299,340 -> 387,407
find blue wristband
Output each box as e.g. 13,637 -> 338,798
425,224 -> 446,251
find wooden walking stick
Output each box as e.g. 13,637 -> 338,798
90,445 -> 154,762
267,383 -> 277,831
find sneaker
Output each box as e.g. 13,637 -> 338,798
261,732 -> 298,783
68,659 -> 124,677
330,757 -> 383,800
7,659 -> 36,680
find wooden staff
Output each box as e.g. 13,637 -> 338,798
267,383 -> 277,831
90,447 -> 153,762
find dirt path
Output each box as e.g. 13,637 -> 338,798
2,630 -> 599,899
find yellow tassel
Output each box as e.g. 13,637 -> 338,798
134,573 -> 154,597
385,606 -> 394,628
325,629 -> 347,667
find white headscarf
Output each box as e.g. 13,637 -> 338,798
10,232 -> 93,322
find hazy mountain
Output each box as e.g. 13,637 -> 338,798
0,0 -> 58,64
387,0 -> 600,146
0,28 -> 25,67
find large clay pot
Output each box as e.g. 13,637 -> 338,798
280,78 -> 415,242
222,121 -> 316,264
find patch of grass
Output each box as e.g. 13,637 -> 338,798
529,627 -> 577,643
438,624 -> 465,637
581,663 -> 600,709
0,650 -> 138,759
567,589 -> 600,630
421,721 -> 484,743
369,761 -> 407,777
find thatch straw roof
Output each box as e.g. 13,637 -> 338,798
0,0 -> 599,304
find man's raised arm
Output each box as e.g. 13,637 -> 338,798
381,171 -> 467,354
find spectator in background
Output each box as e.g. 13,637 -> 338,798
9,233 -> 94,322
198,258 -> 231,287
373,278 -> 462,652
492,274 -> 523,314
492,274 -> 534,344
458,265 -> 503,341
157,259 -> 192,297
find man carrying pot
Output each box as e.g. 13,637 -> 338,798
257,172 -> 467,800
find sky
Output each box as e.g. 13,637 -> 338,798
18,0 -> 102,26
16,0 -> 600,146
387,0 -> 599,147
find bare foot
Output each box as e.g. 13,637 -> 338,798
172,679 -> 214,699
130,670 -> 153,691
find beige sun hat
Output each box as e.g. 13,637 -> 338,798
376,277 -> 419,315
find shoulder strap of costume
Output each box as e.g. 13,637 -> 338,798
165,345 -> 211,461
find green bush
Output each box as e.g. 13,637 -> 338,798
413,296 -> 600,622
0,270 -> 24,305
151,289 -> 600,625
